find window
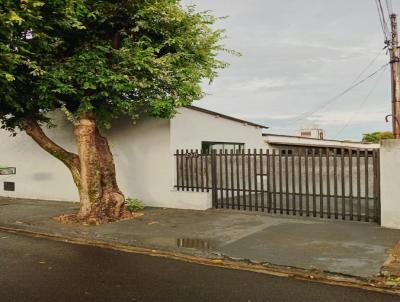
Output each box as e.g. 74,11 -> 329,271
201,141 -> 245,153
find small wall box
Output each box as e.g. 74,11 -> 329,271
3,182 -> 15,191
0,167 -> 16,175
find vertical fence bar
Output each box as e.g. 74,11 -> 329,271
333,148 -> 338,219
200,151 -> 204,191
185,149 -> 189,191
357,149 -> 361,221
230,150 -> 235,209
190,149 -> 194,191
236,150 -> 241,210
175,150 -> 180,191
224,150 -> 229,208
205,152 -> 210,191
312,149 -> 316,217
219,149 -> 224,208
247,149 -> 253,211
272,149 -> 277,213
341,148 -> 345,220
319,148 -> 323,218
181,150 -> 185,190
349,148 -> 354,220
285,150 -> 290,215
298,149 -> 303,216
195,150 -> 199,191
211,150 -> 217,208
373,149 -> 377,222
179,150 -> 184,190
376,150 -> 381,223
267,149 -> 271,212
364,149 -> 369,222
278,150 -> 283,214
305,149 -> 310,216
260,149 -> 265,212
254,149 -> 259,211
242,150 -> 247,211
326,148 -> 331,219
292,149 -> 296,215
376,150 -> 381,224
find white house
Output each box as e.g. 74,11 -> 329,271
0,106 -> 267,210
263,133 -> 380,150
295,124 -> 325,140
4,105 -> 400,228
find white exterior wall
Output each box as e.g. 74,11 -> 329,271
1,107 -> 265,210
107,117 -> 212,210
169,107 -> 265,209
171,107 -> 264,150
380,139 -> 400,229
0,113 -> 211,210
0,113 -> 79,202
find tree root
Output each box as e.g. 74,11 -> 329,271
54,205 -> 144,225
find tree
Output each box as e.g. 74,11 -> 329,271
362,131 -> 394,143
0,0 -> 228,223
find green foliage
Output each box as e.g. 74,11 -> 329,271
126,198 -> 145,212
362,131 -> 394,143
0,0 -> 229,132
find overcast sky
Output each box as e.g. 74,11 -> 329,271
183,0 -> 400,140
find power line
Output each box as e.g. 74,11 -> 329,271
288,62 -> 390,125
333,64 -> 389,139
375,0 -> 390,41
351,47 -> 386,84
385,0 -> 394,15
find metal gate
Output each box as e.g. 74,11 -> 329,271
174,147 -> 380,223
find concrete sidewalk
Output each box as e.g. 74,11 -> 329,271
0,197 -> 399,278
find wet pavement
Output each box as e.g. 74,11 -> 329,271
0,197 -> 400,278
1,231 -> 399,302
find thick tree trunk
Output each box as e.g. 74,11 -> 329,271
73,113 -> 126,223
25,117 -> 128,224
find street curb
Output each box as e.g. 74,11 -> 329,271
0,225 -> 399,296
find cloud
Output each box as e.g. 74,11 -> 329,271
184,0 -> 398,140
226,75 -> 327,93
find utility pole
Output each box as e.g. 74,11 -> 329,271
389,14 -> 400,138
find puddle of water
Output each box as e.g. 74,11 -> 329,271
176,238 -> 212,250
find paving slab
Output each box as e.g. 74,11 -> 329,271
0,197 -> 399,278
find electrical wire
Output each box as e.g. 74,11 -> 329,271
287,62 -> 390,125
385,0 -> 394,15
333,64 -> 389,139
375,0 -> 390,41
351,47 -> 386,84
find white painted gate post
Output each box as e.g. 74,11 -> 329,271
380,139 -> 400,229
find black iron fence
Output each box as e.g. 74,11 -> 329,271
174,148 -> 380,223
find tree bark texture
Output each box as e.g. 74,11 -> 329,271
25,116 -> 127,224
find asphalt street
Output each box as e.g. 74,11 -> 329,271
0,231 -> 398,302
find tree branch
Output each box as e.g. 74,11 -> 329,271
25,119 -> 81,185
112,31 -> 121,49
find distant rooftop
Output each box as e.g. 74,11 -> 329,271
263,133 -> 380,149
